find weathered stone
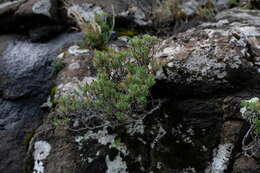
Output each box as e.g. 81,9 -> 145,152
0,33 -> 83,173
233,156 -> 258,173
222,121 -> 244,144
153,8 -> 260,96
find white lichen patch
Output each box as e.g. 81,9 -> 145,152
106,154 -> 128,173
68,62 -> 80,70
55,76 -> 96,99
32,0 -> 51,17
205,143 -> 234,173
33,141 -> 52,173
75,128 -> 128,156
126,120 -> 145,136
68,45 -> 89,55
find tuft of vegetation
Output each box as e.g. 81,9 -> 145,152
196,1 -> 216,19
52,58 -> 65,75
56,35 -> 160,129
228,0 -> 240,7
153,0 -> 187,26
23,130 -> 35,149
240,97 -> 260,156
80,13 -> 115,49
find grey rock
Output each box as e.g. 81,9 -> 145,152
0,32 -> 83,173
153,8 -> 260,96
181,0 -> 200,16
0,33 -> 82,99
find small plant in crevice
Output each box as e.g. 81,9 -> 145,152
152,0 -> 187,26
240,97 -> 260,156
196,1 -> 216,19
56,35 -> 161,130
80,13 -> 115,49
51,58 -> 65,75
240,0 -> 260,9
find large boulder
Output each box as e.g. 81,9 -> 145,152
153,8 -> 260,96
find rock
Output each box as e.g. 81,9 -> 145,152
206,143 -> 234,173
153,8 -> 260,96
33,141 -> 52,173
0,33 -> 82,99
222,97 -> 243,120
0,33 -> 83,173
215,0 -> 230,10
15,0 -> 56,18
222,121 -> 243,144
17,5 -> 260,173
0,0 -> 68,35
65,0 -> 152,27
180,0 -> 200,16
233,156 -> 258,173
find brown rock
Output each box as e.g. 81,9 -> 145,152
233,156 -> 258,173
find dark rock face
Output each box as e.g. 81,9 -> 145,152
0,34 -> 81,99
0,33 -> 82,173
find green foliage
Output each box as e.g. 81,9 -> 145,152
111,137 -> 122,148
228,0 -> 240,7
58,35 -> 160,124
50,86 -> 57,104
241,100 -> 260,112
23,130 -> 35,149
255,118 -> 260,134
241,98 -> 260,134
52,58 -> 65,75
196,0 -> 216,19
81,13 -> 114,49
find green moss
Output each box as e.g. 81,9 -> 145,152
23,130 -> 35,149
50,86 -> 57,104
117,30 -> 139,37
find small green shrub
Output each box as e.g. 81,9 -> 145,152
241,98 -> 260,134
196,0 -> 216,19
240,97 -> 260,156
57,35 -> 160,127
81,13 -> 115,49
52,58 -> 65,75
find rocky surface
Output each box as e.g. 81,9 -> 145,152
1,0 -> 260,173
20,7 -> 260,173
153,8 -> 260,97
0,33 -> 83,173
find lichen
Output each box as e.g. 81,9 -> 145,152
75,128 -> 128,156
32,0 -> 51,17
105,154 -> 128,173
205,143 -> 234,173
33,141 -> 51,173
